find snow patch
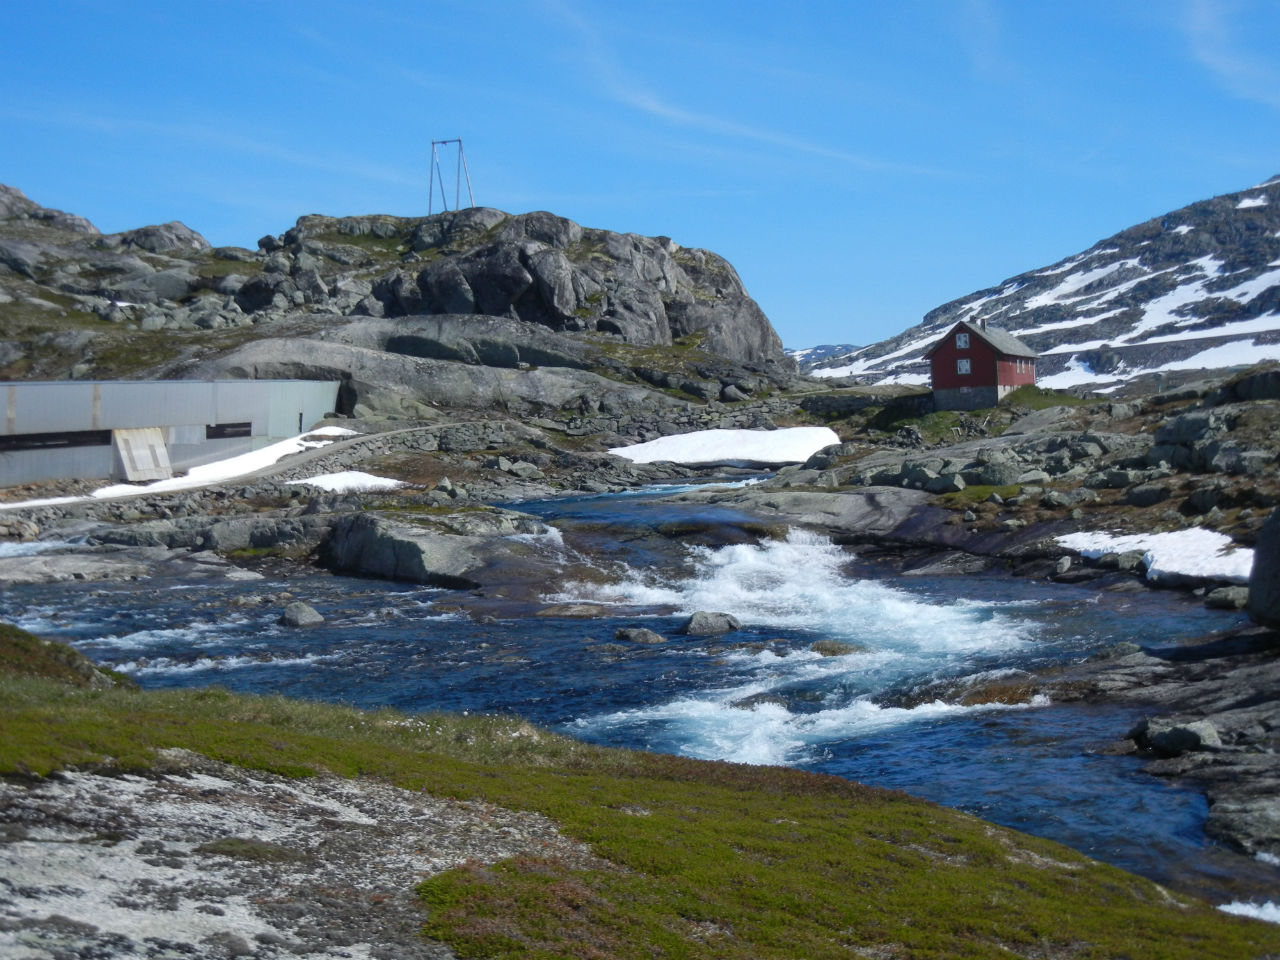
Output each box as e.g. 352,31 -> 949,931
1057,528 -> 1253,584
1023,258 -> 1145,310
876,371 -> 930,386
1,428 -> 361,511
1144,336 -> 1280,374
1010,308 -> 1127,339
1138,313 -> 1280,347
609,427 -> 840,466
1237,195 -> 1269,209
1036,356 -> 1121,390
286,471 -> 405,493
1171,225 -> 1195,235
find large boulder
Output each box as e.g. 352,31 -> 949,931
1247,508 -> 1280,629
680,611 -> 742,636
323,510 -> 548,588
1134,717 -> 1222,756
279,602 -> 324,627
101,221 -> 210,254
689,487 -> 934,539
615,627 -> 667,644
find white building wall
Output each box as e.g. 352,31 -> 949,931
0,380 -> 340,486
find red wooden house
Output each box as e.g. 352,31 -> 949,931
925,320 -> 1037,411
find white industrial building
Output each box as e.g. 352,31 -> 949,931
0,380 -> 340,487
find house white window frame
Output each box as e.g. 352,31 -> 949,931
956,332 -> 970,349
957,358 -> 971,375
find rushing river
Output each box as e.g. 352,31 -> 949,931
3,483 -> 1275,903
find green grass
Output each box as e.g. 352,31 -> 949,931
1001,385 -> 1098,410
309,230 -> 409,258
193,257 -> 264,281
865,407 -> 969,444
0,622 -> 134,689
88,324 -> 265,378
3,624 -> 1278,959
937,484 -> 1024,507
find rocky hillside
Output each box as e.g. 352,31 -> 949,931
814,174 -> 1280,387
0,185 -> 795,425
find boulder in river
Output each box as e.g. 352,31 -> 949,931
1205,586 -> 1249,610
1133,717 -> 1222,756
615,627 -> 666,644
322,510 -> 546,589
680,611 -> 742,635
810,639 -> 862,657
279,602 -> 324,627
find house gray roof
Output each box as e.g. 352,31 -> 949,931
925,321 -> 1038,359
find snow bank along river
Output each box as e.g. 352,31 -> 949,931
3,483 -> 1277,913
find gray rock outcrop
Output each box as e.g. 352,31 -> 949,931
0,184 -> 794,390
191,334 -> 691,422
1044,628 -> 1280,858
1247,508 -> 1280,629
100,221 -> 211,254
273,208 -> 786,365
0,184 -> 97,234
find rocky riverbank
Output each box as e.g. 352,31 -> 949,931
1,365 -> 1279,911
1036,623 -> 1280,860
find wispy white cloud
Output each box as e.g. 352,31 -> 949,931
0,106 -> 420,188
1182,0 -> 1280,110
540,0 -> 949,178
950,0 -> 1018,81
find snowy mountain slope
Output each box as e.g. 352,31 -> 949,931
786,343 -> 861,371
813,174 -> 1280,388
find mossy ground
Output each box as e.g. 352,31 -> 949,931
937,484 -> 1024,507
808,385 -> 1099,445
583,332 -> 727,402
3,625 -> 1278,959
1001,385 -> 1099,410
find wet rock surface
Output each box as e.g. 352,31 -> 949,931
0,749 -> 600,960
1248,508 -> 1280,628
1041,626 -> 1280,859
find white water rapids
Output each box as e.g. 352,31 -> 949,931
551,530 -> 1044,765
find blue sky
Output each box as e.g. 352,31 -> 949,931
3,1 -> 1279,349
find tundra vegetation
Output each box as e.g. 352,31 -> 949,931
4,624 -> 1280,960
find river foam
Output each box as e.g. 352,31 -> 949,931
554,529 -> 1032,648
560,530 -> 1042,765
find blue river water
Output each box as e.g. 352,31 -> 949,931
3,484 -> 1275,903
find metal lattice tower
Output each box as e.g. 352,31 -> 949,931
428,138 -> 475,215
